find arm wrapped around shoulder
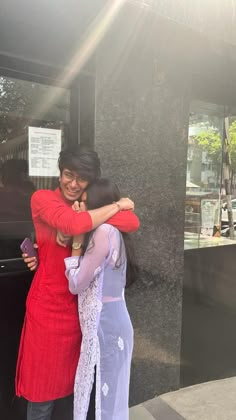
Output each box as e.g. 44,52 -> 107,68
31,190 -> 93,235
106,210 -> 140,233
64,225 -> 110,293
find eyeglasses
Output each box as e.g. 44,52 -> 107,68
63,170 -> 86,184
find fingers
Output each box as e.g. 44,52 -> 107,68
126,198 -> 134,210
79,201 -> 86,212
56,239 -> 67,247
72,200 -> 86,212
28,261 -> 38,271
22,254 -> 36,263
117,197 -> 135,211
56,231 -> 71,247
22,254 -> 38,271
72,201 -> 80,212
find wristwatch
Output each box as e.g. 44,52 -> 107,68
72,242 -> 83,250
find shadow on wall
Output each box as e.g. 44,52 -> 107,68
126,271 -> 182,406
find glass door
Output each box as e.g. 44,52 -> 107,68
0,75 -> 70,263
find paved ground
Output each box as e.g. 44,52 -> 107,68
129,376 -> 236,419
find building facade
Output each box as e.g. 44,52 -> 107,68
1,1 -> 236,419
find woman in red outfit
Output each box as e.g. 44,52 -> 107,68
15,147 -> 139,420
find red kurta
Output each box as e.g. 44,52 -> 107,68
15,188 -> 139,402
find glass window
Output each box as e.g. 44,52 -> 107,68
0,76 -> 70,262
0,76 -> 70,189
185,100 -> 236,249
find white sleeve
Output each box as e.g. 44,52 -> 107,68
64,225 -> 110,294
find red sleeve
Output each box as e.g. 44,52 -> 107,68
106,210 -> 140,232
31,190 -> 93,235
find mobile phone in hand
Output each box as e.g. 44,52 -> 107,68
20,237 -> 37,258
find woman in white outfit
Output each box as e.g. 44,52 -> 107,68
64,179 -> 137,420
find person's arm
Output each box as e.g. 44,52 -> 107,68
106,211 -> 140,232
88,197 -> 135,230
64,225 -> 110,294
32,190 -> 134,236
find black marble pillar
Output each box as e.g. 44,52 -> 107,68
94,8 -> 189,405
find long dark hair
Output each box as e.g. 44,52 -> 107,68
83,178 -> 138,287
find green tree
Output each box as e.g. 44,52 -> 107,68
194,121 -> 236,188
229,120 -> 236,177
194,129 -> 222,181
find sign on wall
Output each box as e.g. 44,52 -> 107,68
28,127 -> 61,177
201,199 -> 220,236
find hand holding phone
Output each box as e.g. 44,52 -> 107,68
20,237 -> 38,258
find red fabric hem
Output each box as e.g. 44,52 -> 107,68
16,388 -> 74,403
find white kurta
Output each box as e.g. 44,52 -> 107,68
65,224 -> 134,420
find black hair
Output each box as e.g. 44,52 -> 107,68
58,146 -> 101,183
83,178 -> 138,287
85,178 -> 120,209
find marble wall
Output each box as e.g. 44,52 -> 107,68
94,12 -> 190,404
90,0 -> 236,406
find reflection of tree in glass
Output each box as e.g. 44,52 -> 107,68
229,120 -> 236,178
0,76 -> 69,143
194,129 -> 222,182
193,120 -> 236,189
0,77 -> 30,142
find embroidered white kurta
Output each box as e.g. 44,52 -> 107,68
64,224 -> 134,420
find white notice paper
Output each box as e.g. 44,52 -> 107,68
201,199 -> 219,236
28,127 -> 61,177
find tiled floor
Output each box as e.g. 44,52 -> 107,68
130,376 -> 236,419
130,398 -> 185,420
130,404 -> 156,420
